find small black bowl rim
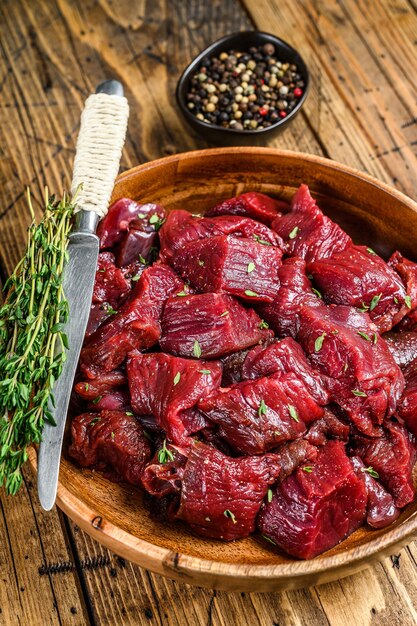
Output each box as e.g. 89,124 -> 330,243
175,30 -> 310,137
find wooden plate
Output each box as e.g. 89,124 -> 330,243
29,148 -> 417,592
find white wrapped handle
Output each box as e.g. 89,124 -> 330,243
71,92 -> 129,218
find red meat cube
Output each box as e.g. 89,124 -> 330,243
241,337 -> 330,405
258,441 -> 367,559
305,408 -> 350,446
198,373 -> 323,455
172,235 -> 282,303
98,198 -> 165,249
272,185 -> 352,263
80,264 -> 185,377
160,293 -> 271,359
93,252 -> 131,307
308,245 -> 406,332
297,305 -> 404,435
85,303 -> 113,339
388,250 -> 417,327
159,210 -> 284,263
116,228 -> 157,267
384,331 -> 417,368
176,441 -> 281,540
351,422 -> 416,508
206,192 -> 289,225
68,410 -> 151,485
257,256 -> 321,337
397,357 -> 417,437
127,352 -> 222,445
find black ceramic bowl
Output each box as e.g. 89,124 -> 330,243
176,31 -> 310,146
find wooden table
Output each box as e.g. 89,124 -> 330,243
0,0 -> 416,624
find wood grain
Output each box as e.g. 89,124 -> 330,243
0,0 -> 416,623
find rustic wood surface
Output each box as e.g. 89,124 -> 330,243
0,0 -> 416,624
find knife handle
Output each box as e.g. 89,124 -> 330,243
71,81 -> 129,219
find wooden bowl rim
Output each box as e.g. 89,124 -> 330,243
35,147 -> 417,588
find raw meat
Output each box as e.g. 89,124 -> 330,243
350,456 -> 400,529
305,408 -> 350,446
297,305 -> 404,435
272,185 -> 352,263
308,245 -> 406,332
198,373 -> 323,455
116,227 -> 157,267
127,351 -> 222,445
397,357 -> 417,437
206,192 -> 289,224
384,331 -> 417,368
142,445 -> 188,498
69,410 -> 151,485
80,264 -> 185,377
93,252 -> 131,307
351,422 -> 416,508
98,198 -> 165,249
257,257 -> 321,337
258,441 -> 367,559
160,293 -> 271,359
176,441 -> 280,540
172,235 -> 282,302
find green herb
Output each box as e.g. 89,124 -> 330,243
357,331 -> 370,341
244,289 -> 259,297
302,466 -> 314,473
137,212 -> 146,219
369,294 -> 382,312
359,302 -> 369,312
138,254 -> 148,265
315,333 -> 326,352
131,274 -> 141,282
125,411 -> 133,416
332,330 -> 339,335
367,247 -> 376,255
258,399 -> 267,417
352,389 -> 367,397
394,296 -> 399,304
150,215 -> 166,230
193,340 -> 202,358
84,383 -> 89,391
259,320 -> 269,330
89,417 -> 101,426
111,431 -> 115,440
361,466 -> 379,479
405,295 -> 412,309
267,488 -> 273,503
97,268 -> 106,273
92,396 -> 103,405
198,259 -> 205,267
223,509 -> 237,524
106,305 -> 118,315
158,439 -> 174,464
307,274 -> 314,280
220,310 -> 229,317
261,534 -> 276,545
312,287 -> 322,299
288,226 -> 299,239
199,369 -> 211,375
288,404 -> 299,422
176,290 -> 188,297
343,362 -> 349,372
247,262 -> 255,273
173,372 -> 181,386
254,235 -> 272,246
373,333 -> 378,344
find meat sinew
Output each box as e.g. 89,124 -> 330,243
205,191 -> 289,225
297,305 -> 404,435
271,185 -> 352,263
172,235 -> 283,303
160,292 -> 271,359
258,440 -> 367,559
69,410 -> 151,485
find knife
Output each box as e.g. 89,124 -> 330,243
37,80 -> 129,510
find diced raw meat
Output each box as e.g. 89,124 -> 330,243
93,252 -> 131,307
98,198 -> 165,249
172,235 -> 282,303
272,439 -> 318,481
142,445 -> 188,498
308,245 -> 406,333
384,331 -> 417,368
160,293 -> 271,359
351,422 -> 416,508
305,408 -> 350,446
87,389 -> 131,411
397,357 -> 417,437
159,210 -> 284,263
75,370 -> 127,401
272,185 -> 352,263
241,338 -> 330,405
85,304 -> 112,339
127,352 -> 222,445
350,456 -> 400,529
221,349 -> 252,386
176,441 -> 280,540
198,373 -> 323,455
69,410 -> 151,485
80,264 -> 185,377
297,305 -> 404,435
388,250 -> 417,328
257,257 -> 320,337
258,441 -> 367,559
116,228 -> 157,267
206,192 -> 289,225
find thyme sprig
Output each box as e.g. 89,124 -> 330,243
0,189 -> 74,495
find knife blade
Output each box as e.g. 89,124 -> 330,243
37,80 -> 129,510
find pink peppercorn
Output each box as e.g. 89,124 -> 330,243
279,111 -> 287,118
293,88 -> 303,98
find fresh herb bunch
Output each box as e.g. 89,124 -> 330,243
0,189 -> 74,495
